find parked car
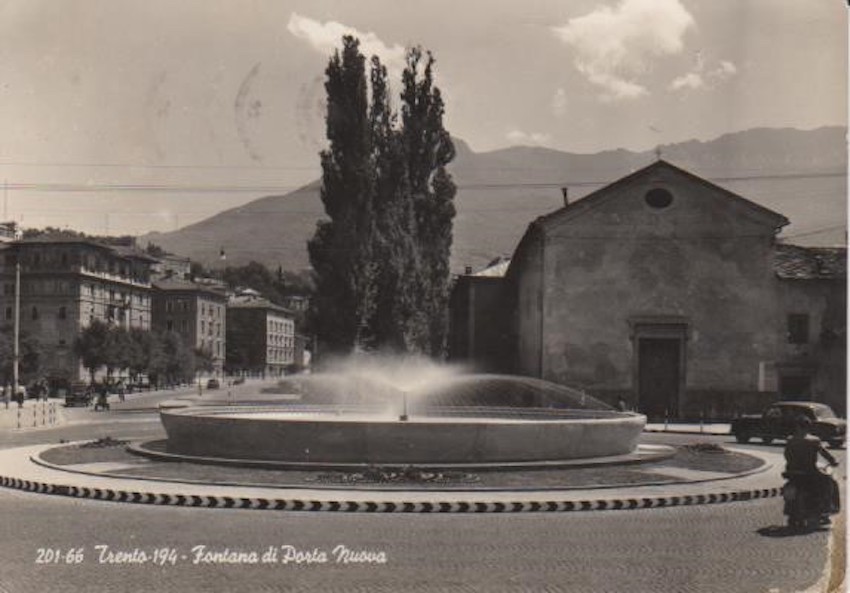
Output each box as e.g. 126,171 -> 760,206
206,378 -> 221,390
730,401 -> 846,448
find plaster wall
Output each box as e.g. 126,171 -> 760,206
514,233 -> 544,376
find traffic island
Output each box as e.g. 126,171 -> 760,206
0,438 -> 786,512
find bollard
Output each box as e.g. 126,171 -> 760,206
17,407 -> 21,429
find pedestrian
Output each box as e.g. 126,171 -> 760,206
617,397 -> 628,412
3,383 -> 8,410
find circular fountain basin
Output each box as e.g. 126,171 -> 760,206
159,404 -> 646,467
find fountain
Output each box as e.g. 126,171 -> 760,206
155,359 -> 647,469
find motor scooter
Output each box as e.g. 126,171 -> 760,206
783,463 -> 839,532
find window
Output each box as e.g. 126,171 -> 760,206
4,307 -> 10,320
58,306 -> 67,320
31,306 -> 38,320
787,314 -> 809,344
644,187 -> 674,209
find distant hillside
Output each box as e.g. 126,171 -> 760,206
141,126 -> 847,272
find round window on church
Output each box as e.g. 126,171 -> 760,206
644,187 -> 674,209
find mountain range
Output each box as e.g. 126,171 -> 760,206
141,126 -> 847,273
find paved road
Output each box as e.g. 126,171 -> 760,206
0,406 -> 842,593
0,483 -> 835,593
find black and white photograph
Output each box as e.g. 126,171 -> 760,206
0,1 -> 846,591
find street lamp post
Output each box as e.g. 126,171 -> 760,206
12,254 -> 20,399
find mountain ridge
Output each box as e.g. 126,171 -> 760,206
141,125 -> 847,272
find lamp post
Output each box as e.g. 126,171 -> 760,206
12,252 -> 19,399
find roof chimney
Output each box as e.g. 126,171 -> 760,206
464,265 -> 472,275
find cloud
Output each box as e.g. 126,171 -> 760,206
670,58 -> 737,92
670,71 -> 703,91
712,60 -> 737,79
551,88 -> 568,117
553,0 -> 695,101
506,129 -> 552,146
287,13 -> 406,72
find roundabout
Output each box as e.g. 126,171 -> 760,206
0,372 -> 788,513
0,437 -> 783,513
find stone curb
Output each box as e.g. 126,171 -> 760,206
0,473 -> 783,513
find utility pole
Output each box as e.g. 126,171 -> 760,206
13,251 -> 20,398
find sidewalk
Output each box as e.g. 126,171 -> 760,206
644,422 -> 731,436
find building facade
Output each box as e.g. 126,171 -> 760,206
226,295 -> 295,377
450,161 -> 846,419
151,278 -> 227,376
0,237 -> 155,383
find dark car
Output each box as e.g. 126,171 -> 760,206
64,383 -> 92,407
206,378 -> 221,390
730,401 -> 846,448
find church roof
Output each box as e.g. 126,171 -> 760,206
775,244 -> 846,280
538,159 -> 789,230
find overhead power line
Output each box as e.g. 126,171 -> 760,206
0,171 -> 843,195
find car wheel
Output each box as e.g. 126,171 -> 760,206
735,433 -> 750,444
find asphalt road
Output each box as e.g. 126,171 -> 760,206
0,401 -> 843,593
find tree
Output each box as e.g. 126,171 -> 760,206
401,47 -> 457,357
193,346 -> 214,376
308,37 -> 455,359
75,319 -> 111,385
103,325 -> 131,381
0,326 -> 43,385
368,56 -> 426,352
308,35 -> 379,354
148,330 -> 194,387
222,261 -> 284,304
126,327 -> 153,386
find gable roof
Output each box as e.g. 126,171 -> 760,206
506,160 -> 794,280
536,159 -> 790,231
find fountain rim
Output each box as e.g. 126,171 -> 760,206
159,404 -> 646,425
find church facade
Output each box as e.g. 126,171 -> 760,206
449,161 -> 846,419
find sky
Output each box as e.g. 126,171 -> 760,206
0,0 -> 846,237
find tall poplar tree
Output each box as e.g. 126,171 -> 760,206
401,47 -> 457,357
369,56 -> 426,352
309,38 -> 455,359
308,36 -> 378,354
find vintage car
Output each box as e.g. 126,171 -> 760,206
730,401 -> 846,448
63,383 -> 93,407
